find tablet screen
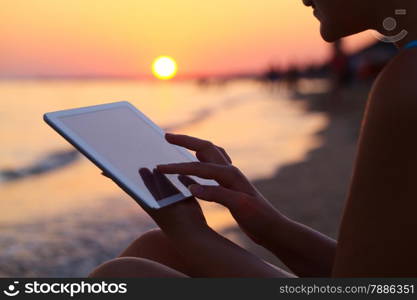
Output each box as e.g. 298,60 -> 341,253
57,105 -> 198,208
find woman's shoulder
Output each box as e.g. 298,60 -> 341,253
370,48 -> 417,112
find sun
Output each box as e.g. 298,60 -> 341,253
152,56 -> 178,80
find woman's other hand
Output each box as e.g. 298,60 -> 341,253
158,133 -> 286,245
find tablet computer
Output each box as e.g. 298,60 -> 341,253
44,101 -> 216,209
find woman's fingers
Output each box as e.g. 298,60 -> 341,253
152,168 -> 181,198
139,168 -> 160,200
165,133 -> 231,164
177,174 -> 198,187
158,162 -> 233,186
188,184 -> 249,211
216,146 -> 232,164
157,162 -> 252,193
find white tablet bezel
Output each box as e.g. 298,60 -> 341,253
44,101 -> 200,209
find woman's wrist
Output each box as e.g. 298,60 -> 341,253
253,210 -> 292,248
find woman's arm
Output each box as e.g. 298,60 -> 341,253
159,134 -> 337,277
187,173 -> 337,277
257,215 -> 337,277
161,220 -> 294,278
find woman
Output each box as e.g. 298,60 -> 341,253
90,0 -> 417,277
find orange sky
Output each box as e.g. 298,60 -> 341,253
0,0 -> 373,78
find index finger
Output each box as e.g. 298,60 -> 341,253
165,133 -> 231,164
165,133 -> 213,151
157,162 -> 244,190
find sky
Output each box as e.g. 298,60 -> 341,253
0,0 -> 373,78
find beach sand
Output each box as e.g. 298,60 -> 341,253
0,82 -> 369,277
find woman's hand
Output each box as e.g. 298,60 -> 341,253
158,133 -> 286,245
102,169 -> 210,238
145,196 -> 210,238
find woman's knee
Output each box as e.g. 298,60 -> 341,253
120,228 -> 169,257
120,228 -> 191,275
134,228 -> 168,250
89,257 -> 187,278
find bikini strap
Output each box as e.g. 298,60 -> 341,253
404,40 -> 417,50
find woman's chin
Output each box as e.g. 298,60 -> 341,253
320,26 -> 340,43
320,21 -> 369,43
320,24 -> 352,43
320,30 -> 337,43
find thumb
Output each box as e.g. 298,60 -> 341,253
188,184 -> 248,210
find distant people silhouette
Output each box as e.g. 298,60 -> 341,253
284,65 -> 300,95
329,40 -> 351,103
263,65 -> 281,94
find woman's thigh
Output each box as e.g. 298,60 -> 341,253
89,257 -> 188,278
119,228 -> 294,278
